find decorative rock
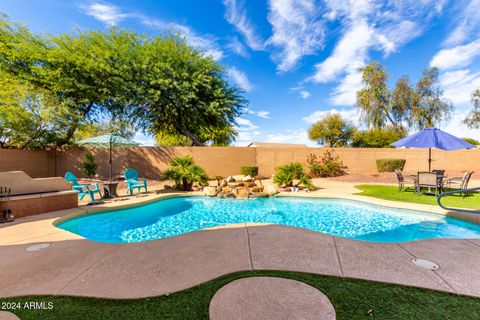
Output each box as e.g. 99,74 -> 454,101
242,175 -> 254,182
265,184 -> 278,195
243,181 -> 256,188
232,175 -> 245,181
209,277 -> 336,320
250,186 -> 264,193
227,176 -> 235,182
203,186 -> 218,197
250,192 -> 268,198
235,188 -> 250,199
219,180 -> 228,188
228,182 -> 244,188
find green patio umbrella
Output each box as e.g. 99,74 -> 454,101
77,134 -> 140,182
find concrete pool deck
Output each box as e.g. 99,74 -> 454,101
1,181 -> 480,299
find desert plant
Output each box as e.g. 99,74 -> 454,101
307,150 -> 348,178
79,152 -> 98,178
240,165 -> 259,177
376,159 -> 406,172
273,162 -> 314,190
161,156 -> 209,191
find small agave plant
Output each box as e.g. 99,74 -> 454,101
161,156 -> 209,191
273,162 -> 314,191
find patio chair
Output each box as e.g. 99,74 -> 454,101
124,168 -> 148,195
64,172 -> 102,202
395,170 -> 417,191
416,172 -> 442,196
444,171 -> 474,198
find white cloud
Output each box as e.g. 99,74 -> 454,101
444,0 -> 480,46
430,38 -> 480,70
309,20 -> 373,83
222,0 -> 264,50
264,129 -> 311,145
306,0 -> 445,106
226,37 -> 249,57
299,90 -> 311,99
237,117 -> 259,130
302,108 -> 359,125
266,0 -> 325,72
256,111 -> 271,119
441,108 -> 480,141
81,2 -> 127,26
228,67 -> 253,92
245,108 -> 271,119
439,69 -> 480,105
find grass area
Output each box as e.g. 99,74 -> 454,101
1,270 -> 479,320
355,184 -> 480,209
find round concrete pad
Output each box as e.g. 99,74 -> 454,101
0,311 -> 21,320
209,277 -> 336,320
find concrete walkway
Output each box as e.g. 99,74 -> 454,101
1,181 -> 480,299
209,277 -> 336,320
1,224 -> 480,298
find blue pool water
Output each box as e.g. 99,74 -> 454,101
56,196 -> 480,243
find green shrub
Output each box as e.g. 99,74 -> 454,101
79,152 -> 98,178
240,165 -> 258,177
352,128 -> 402,148
376,159 -> 406,172
273,162 -> 314,190
307,150 -> 348,178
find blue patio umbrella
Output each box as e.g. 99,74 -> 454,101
391,128 -> 474,171
77,134 -> 139,182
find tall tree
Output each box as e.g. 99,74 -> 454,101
463,89 -> 480,128
412,67 -> 452,129
134,37 -> 246,146
356,62 -> 452,132
356,62 -> 398,130
308,113 -> 356,147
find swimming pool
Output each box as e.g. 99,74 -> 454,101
56,196 -> 480,243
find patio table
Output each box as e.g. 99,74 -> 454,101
101,181 -> 120,198
413,172 -> 447,195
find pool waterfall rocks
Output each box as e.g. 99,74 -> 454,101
56,196 -> 480,244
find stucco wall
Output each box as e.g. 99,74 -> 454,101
0,146 -> 478,179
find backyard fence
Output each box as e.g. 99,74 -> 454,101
0,146 -> 478,179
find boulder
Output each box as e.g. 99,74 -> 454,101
250,186 -> 264,193
232,175 -> 245,181
265,184 -> 278,195
203,186 -> 218,197
250,192 -> 268,198
228,182 -> 244,188
243,181 -> 256,188
227,176 -> 236,182
219,180 -> 228,188
242,175 -> 254,182
235,187 -> 250,199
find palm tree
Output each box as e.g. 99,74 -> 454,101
161,156 -> 209,191
273,162 -> 314,190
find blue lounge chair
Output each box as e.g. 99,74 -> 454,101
124,168 -> 148,195
65,172 -> 102,202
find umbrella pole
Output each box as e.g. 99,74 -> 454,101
109,141 -> 113,183
428,148 -> 432,172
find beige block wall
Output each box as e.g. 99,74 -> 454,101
1,147 -> 479,179
55,146 -> 257,179
255,147 -> 480,176
0,149 -> 56,178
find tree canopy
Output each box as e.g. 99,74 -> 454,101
356,61 -> 452,133
463,89 -> 480,129
308,113 -> 356,147
0,15 -> 246,149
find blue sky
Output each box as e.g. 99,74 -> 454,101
2,0 -> 480,145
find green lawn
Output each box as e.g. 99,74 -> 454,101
355,184 -> 480,210
2,270 -> 479,320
